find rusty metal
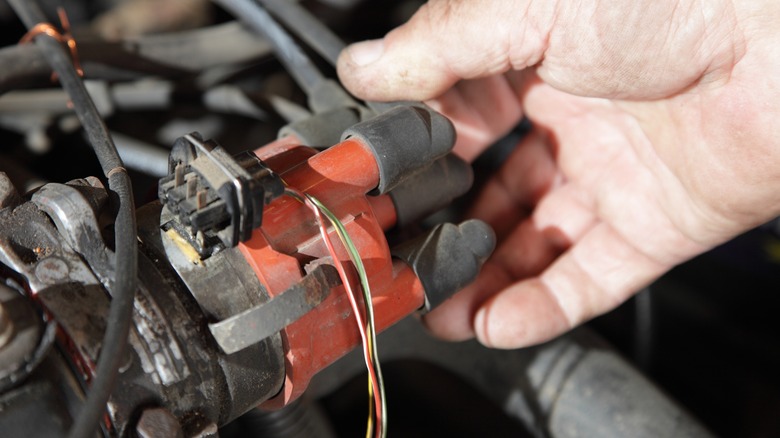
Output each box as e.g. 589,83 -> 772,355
0,200 -> 101,293
31,179 -> 114,289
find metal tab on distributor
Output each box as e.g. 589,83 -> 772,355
209,264 -> 340,354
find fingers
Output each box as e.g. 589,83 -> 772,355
338,0 -> 739,104
468,129 -> 558,239
532,184 -> 597,246
427,73 -> 525,161
425,183 -> 598,341
474,223 -> 670,349
424,217 -> 568,342
423,261 -> 513,341
337,0 -> 555,101
423,130 -> 562,340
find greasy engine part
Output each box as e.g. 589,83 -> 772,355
0,97 -> 494,435
0,0 -> 495,433
159,104 -> 494,409
0,173 -> 286,436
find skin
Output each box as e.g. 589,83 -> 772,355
336,1 -> 780,349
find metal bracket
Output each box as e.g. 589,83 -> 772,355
31,179 -> 115,290
208,264 -> 340,354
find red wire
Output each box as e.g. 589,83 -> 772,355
287,188 -> 383,437
305,196 -> 383,438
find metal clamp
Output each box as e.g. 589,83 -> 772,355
209,264 -> 340,354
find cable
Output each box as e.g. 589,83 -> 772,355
0,42 -> 186,95
214,0 -> 326,95
284,188 -> 379,437
252,0 -> 408,116
7,3 -> 138,438
216,0 -> 402,117
633,287 -> 654,372
0,20 -> 277,95
284,188 -> 387,438
255,0 -> 344,66
0,44 -> 51,94
305,194 -> 387,438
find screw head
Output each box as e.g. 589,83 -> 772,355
135,408 -> 183,438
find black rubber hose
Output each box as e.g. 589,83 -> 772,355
125,21 -> 273,71
256,0 -> 344,66
237,399 -> 337,438
214,0 -> 325,95
0,20 -> 275,94
0,44 -> 51,94
6,2 -> 138,438
0,43 -> 186,94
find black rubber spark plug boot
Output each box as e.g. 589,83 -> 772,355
342,105 -> 456,194
392,219 -> 496,312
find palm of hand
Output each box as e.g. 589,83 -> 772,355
338,0 -> 780,348
426,15 -> 780,348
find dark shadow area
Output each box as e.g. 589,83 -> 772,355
320,359 -> 531,438
591,226 -> 780,437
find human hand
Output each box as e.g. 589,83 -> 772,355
337,1 -> 780,348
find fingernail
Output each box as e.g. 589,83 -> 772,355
474,307 -> 492,347
347,39 -> 384,66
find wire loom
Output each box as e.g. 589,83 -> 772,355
285,187 -> 388,438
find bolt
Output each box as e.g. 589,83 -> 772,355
136,408 -> 183,438
34,257 -> 70,284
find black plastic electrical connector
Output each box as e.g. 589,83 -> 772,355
392,219 -> 496,312
342,105 -> 456,194
158,132 -> 284,256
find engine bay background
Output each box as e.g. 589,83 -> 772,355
0,1 -> 777,436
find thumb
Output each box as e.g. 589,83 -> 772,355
337,0 -> 555,101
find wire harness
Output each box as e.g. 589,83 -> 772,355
285,187 -> 388,438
